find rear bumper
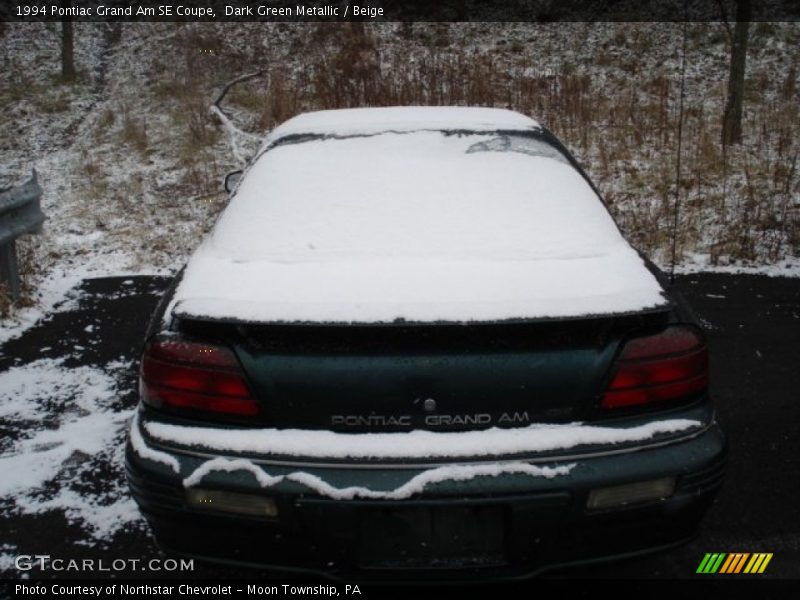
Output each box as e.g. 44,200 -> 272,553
125,418 -> 726,580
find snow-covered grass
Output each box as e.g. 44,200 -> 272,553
0,22 -> 797,324
673,252 -> 800,278
0,22 -> 231,321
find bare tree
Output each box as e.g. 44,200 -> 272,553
60,0 -> 75,81
722,0 -> 751,146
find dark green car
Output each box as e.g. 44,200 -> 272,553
126,107 -> 725,579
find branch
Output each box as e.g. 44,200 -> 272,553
210,70 -> 267,165
212,69 -> 266,110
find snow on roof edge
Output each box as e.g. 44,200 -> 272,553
261,106 -> 542,148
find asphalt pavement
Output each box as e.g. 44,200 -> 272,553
0,273 -> 797,581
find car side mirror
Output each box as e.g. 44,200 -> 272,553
224,170 -> 243,193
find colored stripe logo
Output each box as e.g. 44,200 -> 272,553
696,553 -> 773,574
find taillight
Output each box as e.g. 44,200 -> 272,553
601,325 -> 708,410
140,337 -> 259,417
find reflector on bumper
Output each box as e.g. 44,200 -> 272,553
186,488 -> 278,517
586,477 -> 676,511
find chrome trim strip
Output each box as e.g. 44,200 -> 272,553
139,420 -> 716,471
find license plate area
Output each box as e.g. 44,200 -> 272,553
357,504 -> 506,569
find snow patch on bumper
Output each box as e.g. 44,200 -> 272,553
182,457 -> 574,500
143,418 -> 702,461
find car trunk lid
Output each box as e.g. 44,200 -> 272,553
205,310 -> 671,432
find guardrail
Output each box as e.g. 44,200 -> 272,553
0,170 -> 45,301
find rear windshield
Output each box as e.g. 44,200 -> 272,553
212,128 -> 614,264
263,129 -> 571,166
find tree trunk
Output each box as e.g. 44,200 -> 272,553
722,0 -> 751,146
60,0 -> 75,81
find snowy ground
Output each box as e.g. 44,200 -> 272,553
0,277 -> 168,577
0,358 -> 140,540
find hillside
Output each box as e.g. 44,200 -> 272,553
1,21 -> 798,327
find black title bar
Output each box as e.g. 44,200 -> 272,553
2,0 -> 800,22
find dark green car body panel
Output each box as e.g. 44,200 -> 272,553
234,337 -> 619,430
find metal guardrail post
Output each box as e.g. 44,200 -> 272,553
0,170 -> 45,301
0,241 -> 21,300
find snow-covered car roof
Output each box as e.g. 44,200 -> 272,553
170,107 -> 667,324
